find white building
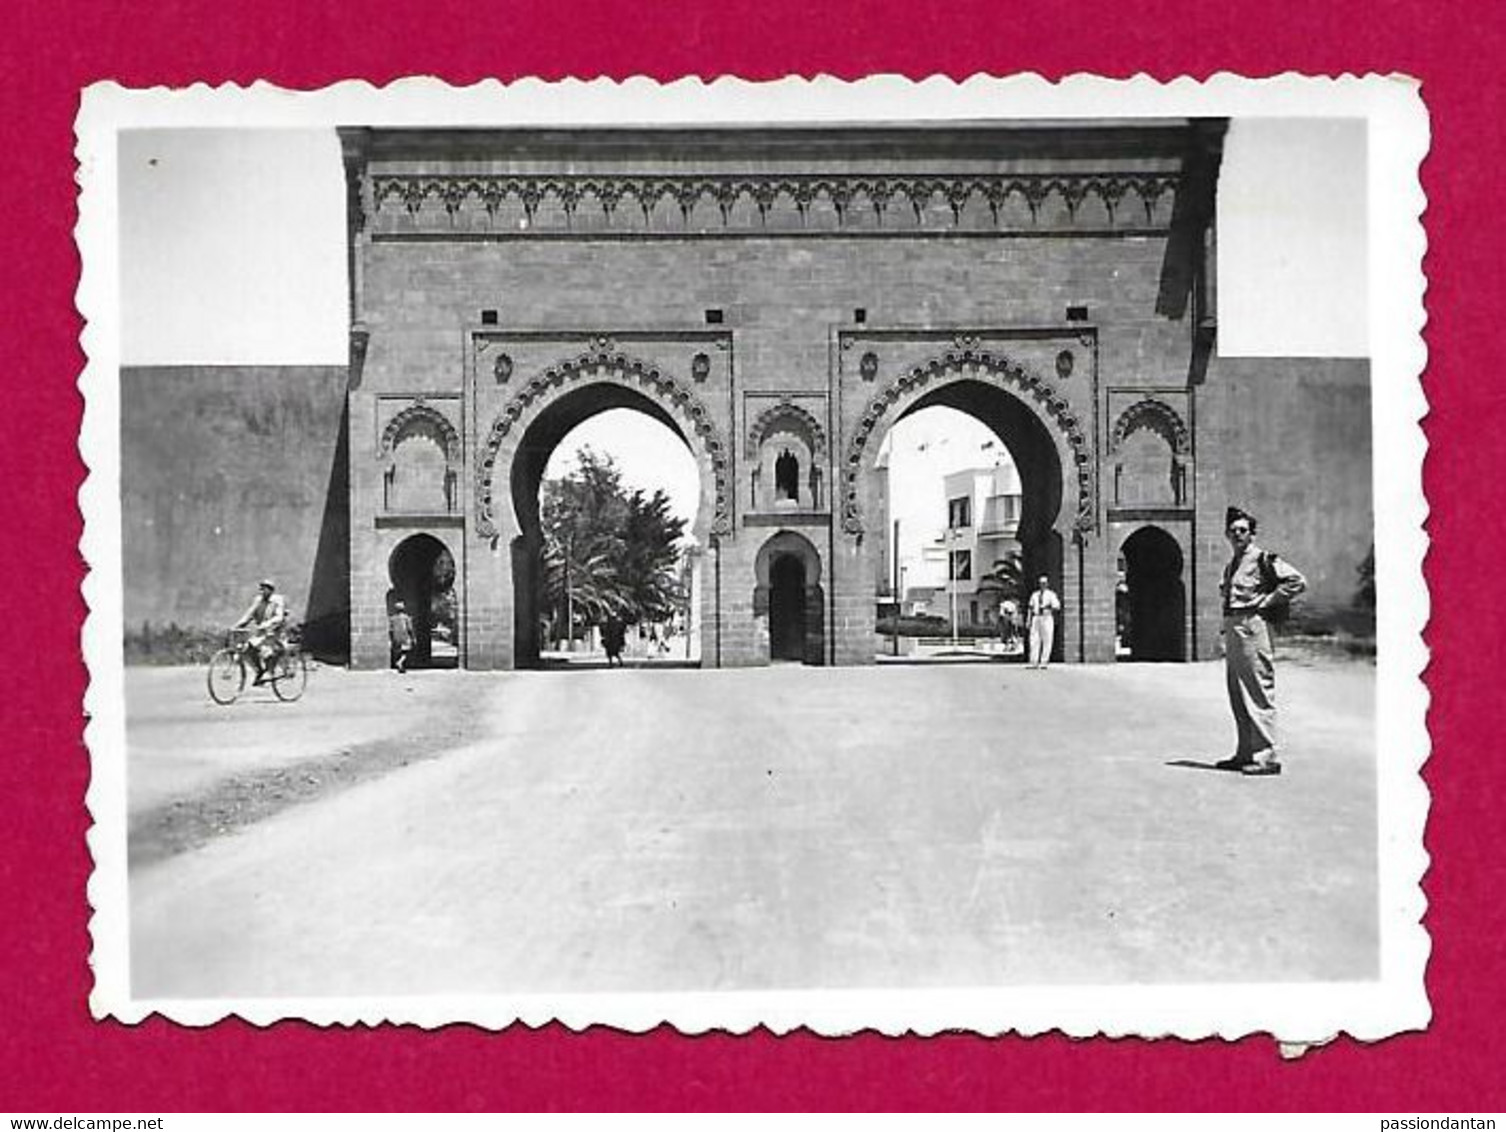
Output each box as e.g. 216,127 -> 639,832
939,464 -> 1023,627
878,410 -> 1022,626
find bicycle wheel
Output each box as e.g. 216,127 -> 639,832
271,651 -> 308,702
207,649 -> 245,705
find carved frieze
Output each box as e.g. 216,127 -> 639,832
365,171 -> 1180,236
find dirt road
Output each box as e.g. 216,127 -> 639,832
127,659 -> 1377,997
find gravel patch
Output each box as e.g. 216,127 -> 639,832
127,683 -> 490,869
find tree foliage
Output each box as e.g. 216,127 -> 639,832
619,486 -> 689,622
540,448 -> 688,638
1355,544 -> 1376,611
975,549 -> 1026,605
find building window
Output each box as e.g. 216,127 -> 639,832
980,494 -> 1020,533
775,449 -> 800,501
948,496 -> 972,529
951,550 -> 972,581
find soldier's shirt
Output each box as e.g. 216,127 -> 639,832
1221,544 -> 1306,614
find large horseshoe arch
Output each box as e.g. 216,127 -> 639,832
840,347 -> 1096,663
473,349 -> 732,669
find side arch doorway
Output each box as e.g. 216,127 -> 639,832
770,555 -> 808,661
754,530 -> 825,665
1120,525 -> 1186,661
388,533 -> 459,669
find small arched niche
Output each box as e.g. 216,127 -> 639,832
1111,399 -> 1190,508
383,404 -> 459,514
748,402 -> 827,512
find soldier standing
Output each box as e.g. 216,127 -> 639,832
1216,506 -> 1307,776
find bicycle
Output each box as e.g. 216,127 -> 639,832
206,626 -> 308,705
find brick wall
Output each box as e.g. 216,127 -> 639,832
360,237 -> 1187,392
120,365 -> 349,659
342,124 -> 1234,669
1193,357 -> 1373,653
354,232 -> 1191,667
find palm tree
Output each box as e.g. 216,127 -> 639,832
542,533 -> 632,645
976,549 -> 1025,606
618,487 -> 687,622
538,449 -> 688,645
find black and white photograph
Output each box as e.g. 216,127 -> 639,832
79,76 -> 1428,1040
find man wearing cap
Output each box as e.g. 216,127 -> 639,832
235,579 -> 289,684
1217,507 -> 1307,776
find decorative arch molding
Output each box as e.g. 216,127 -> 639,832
380,401 -> 460,463
746,400 -> 827,459
839,346 -> 1093,537
753,528 -> 825,588
474,348 -> 731,539
1110,397 -> 1190,455
1116,521 -> 1188,562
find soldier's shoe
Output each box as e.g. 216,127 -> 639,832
1214,757 -> 1251,771
1241,761 -> 1282,776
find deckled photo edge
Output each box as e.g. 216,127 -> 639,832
77,73 -> 1431,1043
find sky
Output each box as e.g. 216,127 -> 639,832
543,410 -> 701,527
118,118 -> 1369,528
1218,118 -> 1367,357
119,130 -> 348,366
878,408 -> 1014,586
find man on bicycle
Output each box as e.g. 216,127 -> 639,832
235,579 -> 288,683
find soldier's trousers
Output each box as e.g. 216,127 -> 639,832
1224,611 -> 1278,760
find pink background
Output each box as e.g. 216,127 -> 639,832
4,0 -> 1499,1110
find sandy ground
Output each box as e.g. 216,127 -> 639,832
127,665 -> 491,814
125,657 -> 1377,997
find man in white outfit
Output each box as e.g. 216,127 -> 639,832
1026,574 -> 1061,668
